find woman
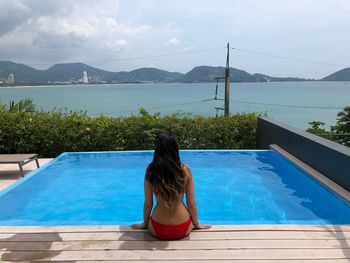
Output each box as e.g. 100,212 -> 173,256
131,133 -> 210,240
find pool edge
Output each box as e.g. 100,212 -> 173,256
270,144 -> 350,204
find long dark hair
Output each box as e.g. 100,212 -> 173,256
146,133 -> 185,207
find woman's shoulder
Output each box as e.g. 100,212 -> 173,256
181,164 -> 192,187
181,163 -> 190,170
181,163 -> 192,177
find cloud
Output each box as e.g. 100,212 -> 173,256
166,37 -> 180,46
0,0 -> 31,36
0,0 -> 349,77
0,0 -> 158,68
33,32 -> 87,49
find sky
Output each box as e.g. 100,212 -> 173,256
0,0 -> 349,79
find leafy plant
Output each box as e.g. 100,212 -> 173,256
332,106 -> 350,146
0,108 -> 259,157
2,99 -> 36,112
307,106 -> 350,147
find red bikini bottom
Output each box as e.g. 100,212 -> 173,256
150,217 -> 192,240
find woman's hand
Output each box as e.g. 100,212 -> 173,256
193,223 -> 211,230
131,223 -> 147,229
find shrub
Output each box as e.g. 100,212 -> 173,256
0,110 -> 258,157
307,106 -> 350,147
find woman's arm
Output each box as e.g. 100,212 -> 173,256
184,165 -> 210,230
131,174 -> 153,229
142,178 -> 153,226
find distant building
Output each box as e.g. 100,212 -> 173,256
83,71 -> 88,84
7,74 -> 14,84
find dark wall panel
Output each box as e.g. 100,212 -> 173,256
257,117 -> 350,191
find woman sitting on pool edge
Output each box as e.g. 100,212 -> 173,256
131,133 -> 210,240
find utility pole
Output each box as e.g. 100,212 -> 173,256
224,43 -> 230,116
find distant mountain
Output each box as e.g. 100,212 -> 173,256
0,61 -> 310,84
252,73 -> 272,82
44,63 -> 113,82
0,61 -> 42,81
44,65 -> 183,82
181,66 -> 308,83
322,68 -> 350,81
252,73 -> 310,82
181,66 -> 255,82
121,68 -> 183,82
0,61 -> 184,83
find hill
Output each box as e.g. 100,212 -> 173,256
44,63 -> 113,82
0,61 -> 42,82
0,61 -> 310,84
181,66 -> 307,83
118,68 -> 183,82
322,68 -> 350,81
0,61 -> 184,83
180,66 -> 255,82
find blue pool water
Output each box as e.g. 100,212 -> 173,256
1,150 -> 350,225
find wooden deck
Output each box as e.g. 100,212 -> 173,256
0,158 -> 52,191
1,158 -> 350,262
1,225 -> 350,262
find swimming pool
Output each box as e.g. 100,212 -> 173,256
1,150 -> 350,225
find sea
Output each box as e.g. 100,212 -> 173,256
0,81 -> 349,130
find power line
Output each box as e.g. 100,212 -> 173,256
90,97 -> 343,117
28,46 -> 225,67
207,98 -> 343,110
232,47 -> 349,68
94,46 -> 225,62
230,99 -> 343,110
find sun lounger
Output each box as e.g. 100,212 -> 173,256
0,154 -> 39,177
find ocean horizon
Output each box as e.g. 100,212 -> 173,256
0,81 -> 349,130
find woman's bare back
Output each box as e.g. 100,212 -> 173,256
150,166 -> 191,225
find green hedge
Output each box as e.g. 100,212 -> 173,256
0,110 -> 258,157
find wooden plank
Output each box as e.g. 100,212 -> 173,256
2,224 -> 350,233
3,261 -> 350,263
2,239 -> 350,251
0,232 -> 155,242
2,230 -> 350,242
79,261 -> 350,263
48,261 -> 350,263
1,248 -> 350,261
0,231 -> 346,242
